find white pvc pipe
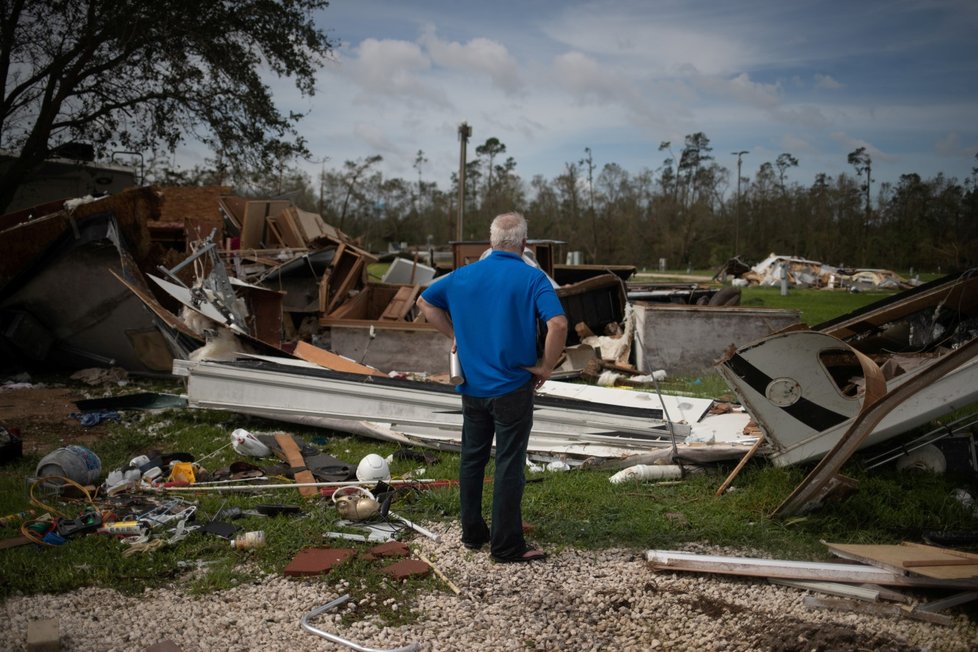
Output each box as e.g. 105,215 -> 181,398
301,594 -> 420,652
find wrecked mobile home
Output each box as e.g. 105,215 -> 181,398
4,186 -> 978,647
3,185 -> 977,477
717,252 -> 921,290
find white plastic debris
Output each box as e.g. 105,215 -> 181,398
609,464 -> 683,484
230,428 -> 271,457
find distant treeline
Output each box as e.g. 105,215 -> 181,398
153,133 -> 978,273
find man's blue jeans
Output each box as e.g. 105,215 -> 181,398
459,380 -> 534,559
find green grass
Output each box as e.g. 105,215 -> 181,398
740,285 -> 892,326
2,278 -> 976,624
3,382 -> 976,615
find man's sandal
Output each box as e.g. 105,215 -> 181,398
490,547 -> 547,563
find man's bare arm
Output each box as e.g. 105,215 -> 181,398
524,314 -> 568,389
416,296 -> 455,343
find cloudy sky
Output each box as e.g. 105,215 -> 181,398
244,0 -> 978,196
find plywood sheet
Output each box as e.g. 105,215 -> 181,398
826,542 -> 978,580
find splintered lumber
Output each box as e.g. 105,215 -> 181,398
644,550 -> 978,590
274,433 -> 318,498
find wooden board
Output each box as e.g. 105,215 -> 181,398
274,433 -> 318,498
293,340 -> 386,377
645,549 -> 978,589
825,542 -> 978,580
379,285 -> 419,321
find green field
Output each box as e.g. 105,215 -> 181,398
739,285 -> 891,326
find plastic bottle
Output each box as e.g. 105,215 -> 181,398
230,530 -> 266,550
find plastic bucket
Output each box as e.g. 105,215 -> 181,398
35,445 -> 102,487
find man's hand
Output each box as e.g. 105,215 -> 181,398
523,364 -> 552,389
524,314 -> 567,390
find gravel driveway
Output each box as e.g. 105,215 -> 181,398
3,523 -> 976,651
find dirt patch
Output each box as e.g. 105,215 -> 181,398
0,383 -> 109,458
752,618 -> 919,652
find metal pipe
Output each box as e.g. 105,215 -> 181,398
300,594 -> 420,652
387,510 -> 441,542
157,479 -> 434,493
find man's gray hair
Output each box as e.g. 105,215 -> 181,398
489,212 -> 527,250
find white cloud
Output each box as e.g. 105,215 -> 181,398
543,8 -> 755,76
694,72 -> 782,110
419,26 -> 523,95
342,38 -> 449,107
814,73 -> 843,90
934,131 -> 978,159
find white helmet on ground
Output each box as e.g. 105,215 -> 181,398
356,453 -> 391,482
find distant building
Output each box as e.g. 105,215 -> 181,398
0,147 -> 139,214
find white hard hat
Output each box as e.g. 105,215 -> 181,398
356,453 -> 391,482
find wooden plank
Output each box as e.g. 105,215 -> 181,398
379,285 -> 420,321
716,433 -> 765,496
825,542 -> 978,580
293,340 -> 386,377
264,216 -> 286,247
915,591 -> 978,613
274,209 -> 306,248
770,578 -> 881,602
644,549 -> 978,589
904,558 -> 978,568
274,433 -> 318,498
860,583 -> 913,604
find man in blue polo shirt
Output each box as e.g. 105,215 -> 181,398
417,212 -> 567,563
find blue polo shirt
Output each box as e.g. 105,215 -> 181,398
421,250 -> 565,397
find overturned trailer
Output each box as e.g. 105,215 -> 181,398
717,270 -> 978,467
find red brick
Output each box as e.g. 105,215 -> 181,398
283,547 -> 356,577
381,558 -> 431,580
360,541 -> 410,561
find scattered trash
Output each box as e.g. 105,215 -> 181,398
609,464 -> 684,484
356,453 -> 391,482
69,410 -> 121,426
332,486 -> 380,521
69,367 -> 129,386
951,489 -> 978,518
0,509 -> 35,527
895,444 -> 947,473
230,428 -> 271,457
230,530 -> 266,550
167,461 -> 196,485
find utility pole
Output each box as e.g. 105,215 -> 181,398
318,156 -> 328,217
732,150 -> 748,256
456,122 -> 472,241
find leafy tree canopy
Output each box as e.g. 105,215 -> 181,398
0,0 -> 333,212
